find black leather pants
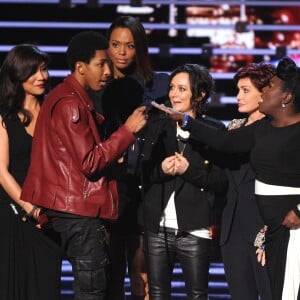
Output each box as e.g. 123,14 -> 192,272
52,217 -> 110,300
144,227 -> 211,300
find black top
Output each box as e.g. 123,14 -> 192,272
0,112 -> 32,203
186,117 -> 300,188
220,119 -> 265,245
0,109 -> 62,300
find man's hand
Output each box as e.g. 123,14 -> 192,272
124,106 -> 148,133
151,101 -> 185,123
282,209 -> 300,229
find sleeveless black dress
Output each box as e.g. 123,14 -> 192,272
0,114 -> 62,300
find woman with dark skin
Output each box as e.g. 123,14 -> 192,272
0,44 -> 61,300
152,56 -> 300,300
96,16 -> 169,300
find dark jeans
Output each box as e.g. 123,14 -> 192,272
51,217 -> 109,300
144,227 -> 211,300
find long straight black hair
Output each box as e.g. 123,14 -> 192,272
0,44 -> 50,126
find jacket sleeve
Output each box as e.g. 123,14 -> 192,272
51,97 -> 136,177
142,144 -> 173,186
139,111 -> 171,183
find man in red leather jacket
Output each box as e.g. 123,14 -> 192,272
21,31 -> 147,300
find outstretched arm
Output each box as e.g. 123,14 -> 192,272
151,101 -> 256,153
151,101 -> 185,123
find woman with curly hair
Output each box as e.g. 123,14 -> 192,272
141,64 -> 227,299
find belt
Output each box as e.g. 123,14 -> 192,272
255,180 -> 300,196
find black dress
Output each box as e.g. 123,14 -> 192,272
0,114 -> 62,300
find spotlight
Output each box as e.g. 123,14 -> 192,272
116,0 -> 154,15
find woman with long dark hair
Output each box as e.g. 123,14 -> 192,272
0,44 -> 62,300
95,16 -> 170,300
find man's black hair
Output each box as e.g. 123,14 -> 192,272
66,31 -> 108,72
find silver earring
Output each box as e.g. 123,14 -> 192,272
282,103 -> 286,108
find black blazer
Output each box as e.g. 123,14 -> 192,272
140,111 -> 228,233
220,150 -> 265,246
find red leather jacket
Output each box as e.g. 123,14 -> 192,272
21,75 -> 136,219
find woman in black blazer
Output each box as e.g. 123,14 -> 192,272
140,64 -> 227,300
220,63 -> 275,300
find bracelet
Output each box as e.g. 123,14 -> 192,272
180,113 -> 189,129
254,225 -> 267,249
22,205 -> 38,222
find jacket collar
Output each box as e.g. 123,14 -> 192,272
64,74 -> 104,124
64,74 -> 95,111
